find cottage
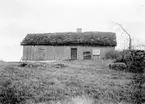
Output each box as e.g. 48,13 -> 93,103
21,29 -> 117,61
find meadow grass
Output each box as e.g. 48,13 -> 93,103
0,60 -> 133,104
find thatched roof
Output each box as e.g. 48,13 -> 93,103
21,32 -> 117,46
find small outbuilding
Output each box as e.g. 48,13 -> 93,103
21,29 -> 117,61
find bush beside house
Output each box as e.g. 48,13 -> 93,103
105,50 -> 120,59
109,50 -> 145,73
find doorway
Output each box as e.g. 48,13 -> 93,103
71,48 -> 77,60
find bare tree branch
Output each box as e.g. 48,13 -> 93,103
111,21 -> 132,50
120,32 -> 124,36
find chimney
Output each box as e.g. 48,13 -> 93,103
76,28 -> 82,33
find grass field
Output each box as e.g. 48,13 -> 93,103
0,60 -> 135,104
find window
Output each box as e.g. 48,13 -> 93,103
92,49 -> 100,56
83,51 -> 91,60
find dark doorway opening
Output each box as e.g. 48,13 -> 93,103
71,48 -> 77,60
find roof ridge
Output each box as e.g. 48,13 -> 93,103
27,31 -> 115,35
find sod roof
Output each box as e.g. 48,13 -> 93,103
21,32 -> 117,46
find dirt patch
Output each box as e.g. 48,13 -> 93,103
18,62 -> 46,68
51,63 -> 68,68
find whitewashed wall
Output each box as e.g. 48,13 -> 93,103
22,46 -> 115,61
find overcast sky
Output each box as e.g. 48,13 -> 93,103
0,0 -> 145,61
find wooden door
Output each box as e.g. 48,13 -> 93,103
71,48 -> 77,60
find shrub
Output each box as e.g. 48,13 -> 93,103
105,50 -> 120,59
0,79 -> 29,104
0,67 -> 34,104
114,50 -> 145,73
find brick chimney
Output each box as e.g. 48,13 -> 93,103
76,28 -> 82,33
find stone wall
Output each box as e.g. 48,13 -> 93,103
115,50 -> 145,73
